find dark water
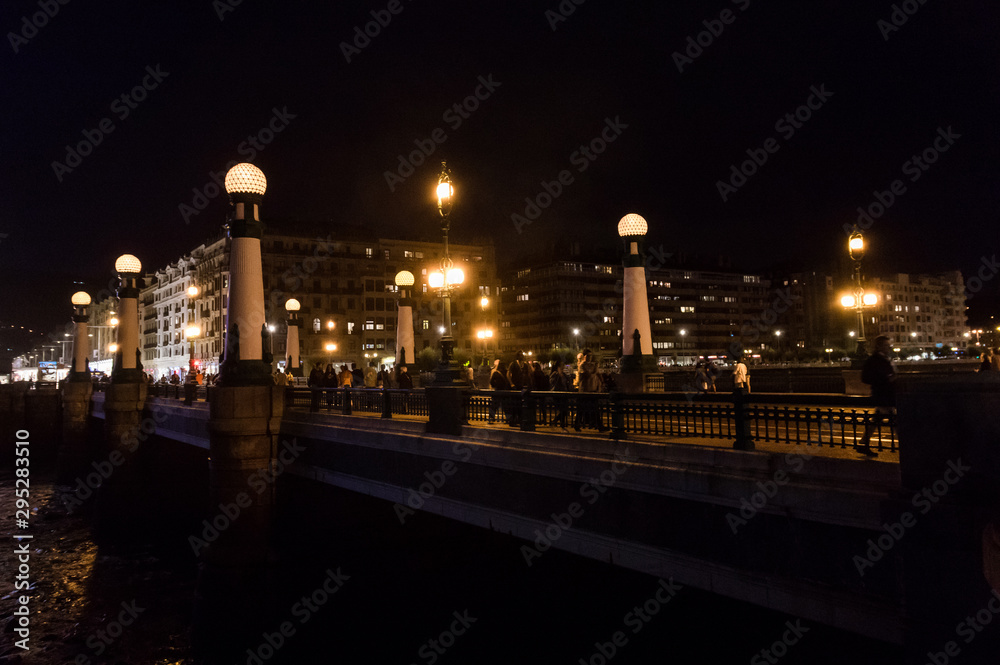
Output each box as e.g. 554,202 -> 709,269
5,431 -> 904,665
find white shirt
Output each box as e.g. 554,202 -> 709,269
734,362 -> 748,387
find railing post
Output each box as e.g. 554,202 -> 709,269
520,390 -> 536,432
183,382 -> 196,406
611,391 -> 626,441
309,387 -> 319,413
381,386 -> 392,419
732,388 -> 755,450
342,386 -> 352,415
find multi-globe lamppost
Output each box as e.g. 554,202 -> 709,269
430,162 -> 465,384
841,228 -> 879,368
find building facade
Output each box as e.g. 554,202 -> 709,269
131,226 -> 498,379
500,260 -> 772,366
868,271 -> 967,353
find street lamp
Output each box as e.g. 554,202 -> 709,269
430,161 -> 464,385
285,298 -> 301,376
221,162 -> 271,385
113,253 -> 144,382
825,347 -> 834,364
69,291 -> 92,381
185,325 -> 201,376
325,342 -> 336,365
395,270 -> 415,368
573,328 -> 581,350
618,213 -> 655,372
842,228 -> 879,367
476,329 -> 493,365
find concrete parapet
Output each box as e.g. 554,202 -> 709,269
894,374 -> 1000,663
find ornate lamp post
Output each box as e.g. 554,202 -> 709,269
69,291 -> 92,382
430,162 -> 465,384
618,213 -> 655,374
841,228 -> 879,368
394,270 -> 415,369
185,325 -> 201,377
285,298 -> 301,376
112,254 -> 144,382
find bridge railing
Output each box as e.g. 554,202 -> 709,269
285,387 -> 897,452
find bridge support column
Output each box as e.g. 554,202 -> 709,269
426,385 -> 465,436
895,375 -> 1000,664
58,381 -> 94,484
97,382 -> 148,536
205,384 -> 283,568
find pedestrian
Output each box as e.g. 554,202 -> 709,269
351,362 -> 363,386
489,359 -> 510,424
507,351 -> 526,391
364,361 -> 378,388
397,365 -> 413,390
856,335 -> 895,457
733,357 -> 750,392
706,358 -> 720,392
324,363 -> 337,406
339,364 -> 353,388
531,361 -> 549,424
694,361 -> 710,393
549,361 -> 570,430
992,347 -> 1000,372
308,364 -> 323,387
980,349 -> 994,372
274,369 -> 288,386
376,364 -> 388,388
574,349 -> 608,432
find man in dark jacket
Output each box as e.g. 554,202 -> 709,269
856,335 -> 895,457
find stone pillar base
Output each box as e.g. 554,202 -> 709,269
58,381 -> 94,484
205,385 -> 284,568
842,369 -> 868,396
96,381 -> 149,538
426,385 -> 466,436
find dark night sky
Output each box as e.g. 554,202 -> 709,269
2,0 -> 998,343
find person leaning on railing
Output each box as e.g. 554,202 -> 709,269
855,335 -> 895,458
574,350 -> 608,432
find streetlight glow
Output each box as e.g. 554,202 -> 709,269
187,285 -> 200,298
841,295 -> 856,308
71,291 -> 91,306
862,293 -> 878,306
